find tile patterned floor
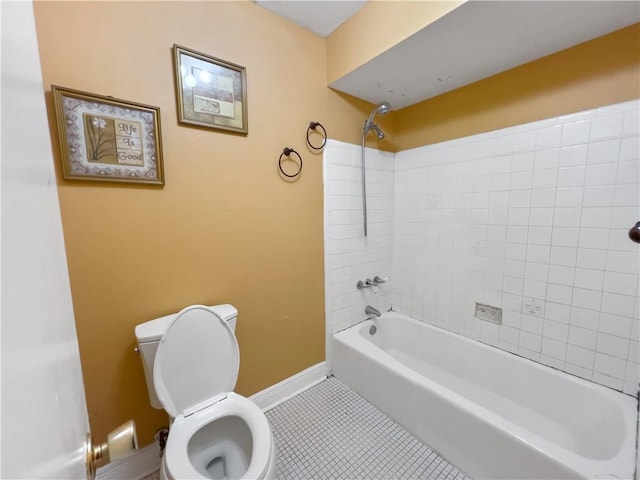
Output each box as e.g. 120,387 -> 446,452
266,376 -> 468,480
140,377 -> 468,480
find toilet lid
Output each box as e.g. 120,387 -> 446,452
153,305 -> 239,418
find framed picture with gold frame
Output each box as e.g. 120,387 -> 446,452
51,85 -> 164,185
173,44 -> 248,135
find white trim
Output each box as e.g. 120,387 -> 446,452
95,363 -> 327,478
96,441 -> 161,480
250,362 -> 328,411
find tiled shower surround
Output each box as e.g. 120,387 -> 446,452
324,99 -> 639,396
323,144 -> 395,339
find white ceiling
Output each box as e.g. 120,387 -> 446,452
255,0 -> 367,37
257,1 -> 640,111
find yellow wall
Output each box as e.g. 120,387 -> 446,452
33,0 -> 377,447
395,23 -> 640,150
327,1 -> 464,84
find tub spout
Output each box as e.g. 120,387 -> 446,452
365,305 -> 381,317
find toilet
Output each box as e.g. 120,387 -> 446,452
135,304 -> 276,480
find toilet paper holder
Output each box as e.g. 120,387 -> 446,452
86,420 -> 138,480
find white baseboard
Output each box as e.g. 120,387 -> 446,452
96,440 -> 161,480
250,361 -> 328,411
96,362 -> 327,479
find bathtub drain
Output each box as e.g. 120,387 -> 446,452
369,325 -> 377,335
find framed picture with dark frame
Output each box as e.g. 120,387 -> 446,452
173,44 -> 248,135
51,85 -> 164,185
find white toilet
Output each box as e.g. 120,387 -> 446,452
135,304 -> 276,480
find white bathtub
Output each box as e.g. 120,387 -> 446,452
332,312 -> 638,479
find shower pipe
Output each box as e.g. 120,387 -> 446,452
361,102 -> 391,236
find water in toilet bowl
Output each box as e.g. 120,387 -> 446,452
187,415 -> 252,479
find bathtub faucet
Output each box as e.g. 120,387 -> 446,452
372,275 -> 388,285
356,275 -> 389,290
365,305 -> 381,317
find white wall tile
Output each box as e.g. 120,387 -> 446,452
592,372 -> 623,390
546,283 -> 573,305
582,185 -> 615,207
577,229 -> 610,250
619,137 -> 639,161
580,207 -> 612,228
601,292 -> 636,318
607,251 -> 640,274
555,187 -> 583,207
531,188 -> 556,207
529,208 -> 553,227
536,125 -> 562,148
526,244 -> 550,263
549,246 -> 577,267
570,306 -> 600,331
326,101 -> 640,396
543,319 -> 569,342
587,139 -> 620,164
594,352 -> 626,379
590,114 -> 624,141
566,344 -> 595,369
559,144 -> 588,166
615,160 -> 638,184
623,111 -> 640,135
557,166 -> 586,187
527,226 -> 551,246
512,152 -> 535,172
585,163 -> 618,185
564,362 -> 593,380
548,265 -> 575,286
596,332 -> 629,359
520,331 -> 542,352
555,207 -> 582,227
535,148 -> 560,170
551,227 -> 579,247
569,325 -> 597,349
571,287 -> 601,312
603,271 -> 639,296
562,121 -> 591,146
614,184 -> 640,207
608,228 -> 639,252
573,268 -> 604,291
628,341 -> 639,363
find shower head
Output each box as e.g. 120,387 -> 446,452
376,102 -> 391,115
364,102 -> 391,138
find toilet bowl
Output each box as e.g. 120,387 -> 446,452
161,393 -> 275,479
135,304 -> 275,480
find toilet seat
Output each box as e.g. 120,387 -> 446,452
153,305 -> 240,418
153,305 -> 274,480
163,392 -> 274,480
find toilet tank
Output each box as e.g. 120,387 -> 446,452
134,304 -> 238,409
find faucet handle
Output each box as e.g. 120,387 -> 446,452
372,275 -> 388,285
357,280 -> 373,289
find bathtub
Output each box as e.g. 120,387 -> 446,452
332,312 -> 638,479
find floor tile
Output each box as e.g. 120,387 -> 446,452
266,376 -> 468,480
